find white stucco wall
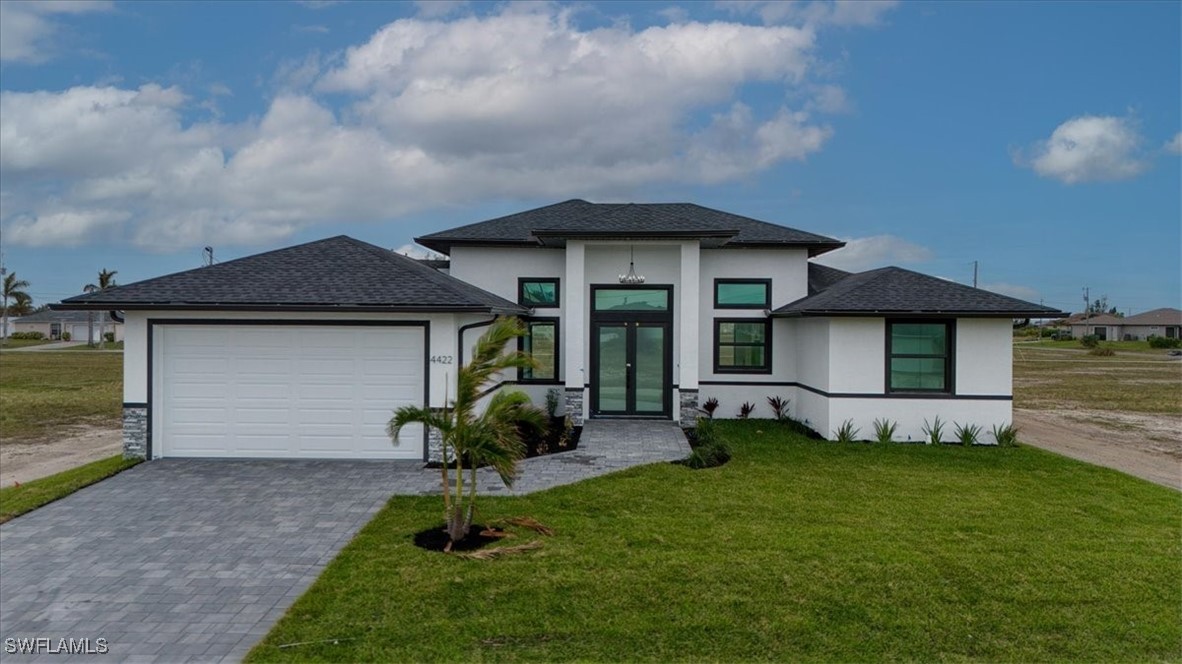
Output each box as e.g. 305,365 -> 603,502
447,246 -> 565,307
955,318 -> 1012,396
828,318 -> 884,393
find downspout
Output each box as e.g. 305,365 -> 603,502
109,310 -> 125,324
457,315 -> 498,369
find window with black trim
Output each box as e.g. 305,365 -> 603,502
519,318 -> 559,382
518,278 -> 560,307
714,318 -> 772,373
714,279 -> 771,309
887,321 -> 953,393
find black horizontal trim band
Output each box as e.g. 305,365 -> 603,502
531,229 -> 739,238
699,380 -> 1011,401
516,379 -> 564,386
122,402 -> 148,408
476,381 -> 509,400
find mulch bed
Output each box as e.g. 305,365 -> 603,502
412,524 -> 507,553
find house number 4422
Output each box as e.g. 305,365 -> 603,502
431,355 -> 454,364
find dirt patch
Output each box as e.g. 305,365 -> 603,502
0,425 -> 121,487
1014,408 -> 1181,491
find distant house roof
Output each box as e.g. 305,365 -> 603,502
773,266 -> 1066,318
807,262 -> 852,296
416,199 -> 845,257
54,236 -> 526,314
1069,314 -> 1124,326
15,309 -> 120,324
1121,307 -> 1182,326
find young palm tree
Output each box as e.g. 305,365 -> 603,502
2,273 -> 31,342
85,269 -> 117,347
388,317 -> 546,550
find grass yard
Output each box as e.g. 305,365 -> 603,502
248,421 -> 1181,663
63,341 -> 125,351
0,338 -> 53,349
0,455 -> 139,523
1013,346 -> 1182,414
1014,339 -> 1172,354
0,352 -> 122,440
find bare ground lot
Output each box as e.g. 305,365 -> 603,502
0,352 -> 122,486
1013,345 -> 1182,490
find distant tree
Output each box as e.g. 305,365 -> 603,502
85,269 -> 117,347
8,293 -> 33,316
2,273 -> 31,341
1086,295 -> 1120,316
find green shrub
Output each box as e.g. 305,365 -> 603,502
8,331 -> 45,340
991,423 -> 1020,447
681,417 -> 731,469
61,332 -> 72,341
1148,335 -> 1182,349
921,417 -> 946,445
103,332 -> 115,343
1089,346 -> 1115,356
953,422 -> 983,446
873,418 -> 898,444
1079,335 -> 1099,349
833,419 -> 860,444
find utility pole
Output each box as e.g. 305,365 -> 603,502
1082,286 -> 1091,337
972,261 -> 979,288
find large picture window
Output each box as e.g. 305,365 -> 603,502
714,279 -> 771,309
518,278 -> 559,307
714,319 -> 772,373
887,321 -> 953,393
519,318 -> 559,382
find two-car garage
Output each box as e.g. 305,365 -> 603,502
153,323 -> 426,460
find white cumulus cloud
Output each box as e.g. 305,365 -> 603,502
1018,115 -> 1148,184
0,5 -> 870,251
1165,132 -> 1182,155
813,235 -> 934,272
0,0 -> 112,63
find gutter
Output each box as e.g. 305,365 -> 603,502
457,316 -> 498,368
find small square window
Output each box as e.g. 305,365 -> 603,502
518,278 -> 560,307
715,279 -> 771,309
714,318 -> 772,373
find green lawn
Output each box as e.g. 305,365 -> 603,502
248,421 -> 1181,663
0,455 -> 140,523
1013,346 -> 1182,414
0,338 -> 53,349
62,341 -> 124,351
0,352 -> 122,439
1014,338 -> 1173,354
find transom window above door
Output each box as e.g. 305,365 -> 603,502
714,279 -> 771,309
593,288 -> 669,312
519,278 -> 559,307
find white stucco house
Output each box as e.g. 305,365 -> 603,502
56,200 -> 1062,460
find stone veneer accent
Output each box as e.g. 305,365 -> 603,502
426,413 -> 447,464
564,388 -> 585,427
678,389 -> 700,425
122,405 -> 148,459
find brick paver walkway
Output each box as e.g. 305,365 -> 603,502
0,420 -> 688,663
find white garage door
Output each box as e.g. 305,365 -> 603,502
157,324 -> 425,459
70,324 -> 91,341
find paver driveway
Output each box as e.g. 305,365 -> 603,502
0,421 -> 689,662
0,459 -> 414,663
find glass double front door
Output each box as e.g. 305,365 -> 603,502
592,321 -> 669,416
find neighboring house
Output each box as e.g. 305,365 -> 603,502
1117,308 -> 1182,340
56,200 -> 1062,461
1067,313 -> 1125,341
1066,308 -> 1181,341
12,309 -> 124,342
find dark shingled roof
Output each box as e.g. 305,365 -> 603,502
54,236 -> 525,314
807,262 -> 852,296
416,200 -> 844,256
14,309 -> 120,324
774,266 -> 1067,317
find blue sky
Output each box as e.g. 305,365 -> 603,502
1,0 -> 1178,315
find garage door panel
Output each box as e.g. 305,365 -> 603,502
160,324 -> 425,459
